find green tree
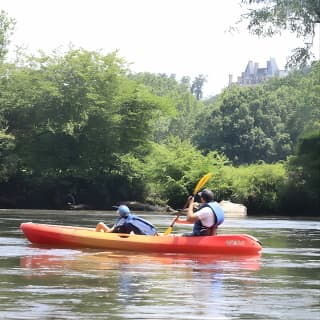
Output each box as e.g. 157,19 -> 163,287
240,0 -> 320,67
194,85 -> 274,164
136,137 -> 228,207
194,62 -> 320,164
1,49 -> 127,174
129,72 -> 203,142
0,48 -> 181,207
0,11 -> 17,182
286,129 -> 320,214
219,162 -> 287,213
191,74 -> 207,100
0,129 -> 16,182
0,10 -> 15,61
118,87 -> 174,155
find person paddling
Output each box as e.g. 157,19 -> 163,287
184,189 -> 224,236
96,205 -> 158,235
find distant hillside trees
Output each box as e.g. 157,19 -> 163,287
128,72 -> 205,142
193,62 -> 320,164
0,9 -> 319,214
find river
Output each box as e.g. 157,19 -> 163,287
0,209 -> 319,320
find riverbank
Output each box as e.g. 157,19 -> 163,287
67,200 -> 249,218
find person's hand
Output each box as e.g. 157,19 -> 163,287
188,195 -> 194,202
187,196 -> 194,209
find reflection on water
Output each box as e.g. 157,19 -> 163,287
20,249 -> 262,275
16,249 -> 262,320
0,209 -> 319,320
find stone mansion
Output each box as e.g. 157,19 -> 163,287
229,58 -> 288,87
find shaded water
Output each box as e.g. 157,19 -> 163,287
0,209 -> 319,319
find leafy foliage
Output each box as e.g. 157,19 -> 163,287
191,74 -> 207,100
0,129 -> 16,182
0,10 -> 318,215
0,10 -> 16,61
128,72 -> 204,142
285,129 -> 320,214
240,0 -> 320,68
0,48 -> 175,207
219,162 -> 287,213
133,137 -> 228,207
194,62 -> 320,164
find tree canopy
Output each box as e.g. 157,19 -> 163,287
193,62 -> 320,164
0,9 -> 318,215
240,0 -> 320,67
0,10 -> 15,61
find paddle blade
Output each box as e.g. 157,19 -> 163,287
163,226 -> 173,236
193,172 -> 213,195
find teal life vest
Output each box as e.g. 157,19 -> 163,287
192,201 -> 224,236
113,214 -> 157,235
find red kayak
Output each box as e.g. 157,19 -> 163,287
20,222 -> 262,255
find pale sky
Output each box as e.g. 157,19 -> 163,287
1,0 -> 319,97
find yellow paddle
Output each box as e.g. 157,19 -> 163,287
192,172 -> 213,196
163,172 -> 213,236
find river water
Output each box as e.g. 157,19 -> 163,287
0,209 -> 319,320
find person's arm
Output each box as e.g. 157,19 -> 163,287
186,196 -> 198,223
